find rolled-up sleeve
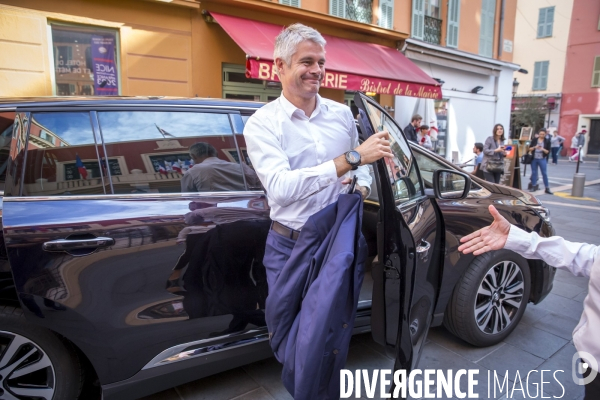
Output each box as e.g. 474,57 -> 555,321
244,115 -> 338,208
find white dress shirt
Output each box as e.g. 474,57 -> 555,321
243,94 -> 372,230
505,226 -> 600,369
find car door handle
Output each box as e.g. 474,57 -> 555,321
43,237 -> 115,252
416,239 -> 430,257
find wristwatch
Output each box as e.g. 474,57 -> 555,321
345,150 -> 361,170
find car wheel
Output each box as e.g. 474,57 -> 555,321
0,306 -> 83,400
443,250 -> 531,347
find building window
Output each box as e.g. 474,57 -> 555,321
222,64 -> 281,102
537,7 -> 555,38
330,0 -> 373,24
424,0 -> 440,18
592,56 -> 600,87
446,0 -> 460,48
51,25 -> 120,96
412,0 -> 442,44
379,0 -> 394,29
479,0 -> 496,57
279,0 -> 300,6
533,61 -> 549,91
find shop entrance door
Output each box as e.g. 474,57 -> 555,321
588,119 -> 600,155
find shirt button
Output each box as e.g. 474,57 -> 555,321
333,349 -> 339,355
343,323 -> 348,329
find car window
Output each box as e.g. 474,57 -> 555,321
361,101 -> 422,205
413,149 -> 482,191
21,112 -> 104,197
97,111 -> 260,194
0,112 -> 15,191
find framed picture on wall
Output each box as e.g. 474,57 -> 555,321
519,127 -> 533,141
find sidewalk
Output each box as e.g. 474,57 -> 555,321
141,159 -> 599,400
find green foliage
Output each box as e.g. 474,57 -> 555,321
512,96 -> 546,133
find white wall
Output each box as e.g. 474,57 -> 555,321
395,60 -> 515,163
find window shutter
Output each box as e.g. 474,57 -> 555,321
545,7 -> 554,37
533,62 -> 541,90
479,0 -> 496,57
537,8 -> 546,37
379,0 -> 394,30
592,56 -> 600,87
540,61 -> 549,90
446,0 -> 461,48
330,0 -> 345,18
411,0 -> 425,39
533,61 -> 549,90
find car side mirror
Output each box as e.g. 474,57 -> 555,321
432,169 -> 471,200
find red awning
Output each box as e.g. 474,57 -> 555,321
210,12 -> 442,99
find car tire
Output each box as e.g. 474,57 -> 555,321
443,250 -> 531,347
0,305 -> 84,400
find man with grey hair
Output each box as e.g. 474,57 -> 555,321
181,142 -> 261,192
243,23 -> 393,400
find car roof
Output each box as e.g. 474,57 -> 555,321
0,96 -> 265,110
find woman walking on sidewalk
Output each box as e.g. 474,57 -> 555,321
481,123 -> 507,184
550,130 -> 565,165
528,128 -> 552,194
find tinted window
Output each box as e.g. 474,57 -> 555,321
361,101 -> 422,205
0,112 -> 16,190
22,112 -> 103,197
97,111 -> 261,194
413,149 -> 481,191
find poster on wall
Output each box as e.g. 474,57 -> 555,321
91,35 -> 119,95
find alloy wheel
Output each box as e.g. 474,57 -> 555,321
473,261 -> 525,335
0,331 -> 56,400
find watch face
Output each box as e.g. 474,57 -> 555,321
347,151 -> 360,164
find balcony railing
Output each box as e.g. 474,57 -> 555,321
345,0 -> 373,24
424,16 -> 442,45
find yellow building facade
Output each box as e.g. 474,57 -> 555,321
1,0 -> 515,111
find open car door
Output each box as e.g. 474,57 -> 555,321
354,92 -> 443,375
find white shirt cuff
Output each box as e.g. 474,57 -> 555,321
318,160 -> 338,188
504,225 -> 533,253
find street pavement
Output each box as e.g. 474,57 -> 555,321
140,156 -> 600,400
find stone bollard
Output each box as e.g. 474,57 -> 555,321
572,173 -> 586,197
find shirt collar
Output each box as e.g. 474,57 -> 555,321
279,93 -> 328,120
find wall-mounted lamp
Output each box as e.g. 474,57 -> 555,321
471,86 -> 484,94
433,78 -> 445,85
263,80 -> 282,89
512,78 -> 519,96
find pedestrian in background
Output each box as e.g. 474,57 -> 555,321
404,114 -> 422,143
416,125 -> 433,150
472,142 -> 484,175
481,123 -> 507,184
528,128 -> 552,194
550,130 -> 565,165
458,205 -> 600,400
570,130 -> 587,163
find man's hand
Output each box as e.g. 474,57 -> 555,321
356,131 -> 393,164
457,205 -> 511,255
341,178 -> 369,200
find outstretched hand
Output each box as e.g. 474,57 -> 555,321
457,205 -> 511,255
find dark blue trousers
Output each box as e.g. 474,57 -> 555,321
530,158 -> 549,188
263,194 -> 367,400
